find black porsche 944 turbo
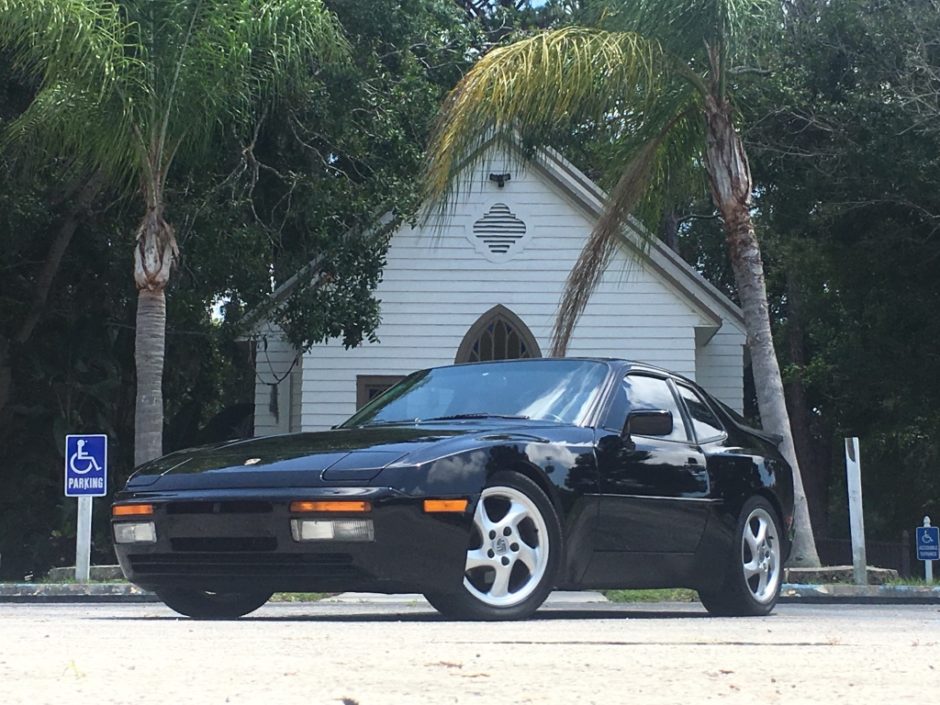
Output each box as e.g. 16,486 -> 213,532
112,358 -> 792,620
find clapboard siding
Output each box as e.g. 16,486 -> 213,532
296,151 -> 715,431
251,146 -> 745,434
695,326 -> 745,411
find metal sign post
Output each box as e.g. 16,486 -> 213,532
916,516 -> 939,583
64,434 -> 108,583
844,437 -> 868,585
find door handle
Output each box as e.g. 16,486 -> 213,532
687,457 -> 700,465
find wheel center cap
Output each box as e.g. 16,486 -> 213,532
494,537 -> 509,555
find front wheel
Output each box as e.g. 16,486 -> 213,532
699,497 -> 783,617
155,588 -> 273,619
425,472 -> 561,621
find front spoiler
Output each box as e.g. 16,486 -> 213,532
112,487 -> 474,594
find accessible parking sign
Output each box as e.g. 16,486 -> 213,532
64,434 -> 108,497
917,525 -> 940,562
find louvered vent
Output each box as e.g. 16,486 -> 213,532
473,203 -> 527,255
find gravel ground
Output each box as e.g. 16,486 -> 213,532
1,601 -> 938,705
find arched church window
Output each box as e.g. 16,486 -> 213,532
455,305 -> 542,363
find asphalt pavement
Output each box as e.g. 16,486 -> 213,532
3,582 -> 940,603
2,600 -> 937,705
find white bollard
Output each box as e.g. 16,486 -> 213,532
926,517 -> 935,584
844,438 -> 868,585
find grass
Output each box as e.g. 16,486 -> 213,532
603,588 -> 698,603
884,576 -> 938,587
270,592 -> 329,602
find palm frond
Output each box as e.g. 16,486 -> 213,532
0,1 -> 141,94
585,0 -> 780,71
1,1 -> 349,183
142,0 -> 349,171
2,81 -> 139,185
0,2 -> 145,179
550,104 -> 700,355
424,27 -> 670,212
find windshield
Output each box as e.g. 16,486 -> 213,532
342,360 -> 610,428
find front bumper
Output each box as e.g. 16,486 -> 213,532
111,486 -> 473,594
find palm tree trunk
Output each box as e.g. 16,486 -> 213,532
703,94 -> 821,567
132,177 -> 177,466
135,288 -> 166,466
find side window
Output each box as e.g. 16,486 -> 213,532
623,375 -> 689,442
676,384 -> 725,441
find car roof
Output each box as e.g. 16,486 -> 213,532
422,356 -> 699,387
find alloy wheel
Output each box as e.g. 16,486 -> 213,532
462,485 -> 550,608
740,506 -> 781,604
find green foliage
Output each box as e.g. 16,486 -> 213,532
224,0 -> 476,351
744,0 -> 940,539
0,1 -> 476,579
424,27 -> 673,212
423,1 -> 789,351
0,0 -> 349,185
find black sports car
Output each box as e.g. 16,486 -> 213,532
112,358 -> 793,620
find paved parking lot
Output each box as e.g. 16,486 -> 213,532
1,600 -> 937,704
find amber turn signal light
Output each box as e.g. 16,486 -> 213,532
423,499 -> 469,513
112,504 -> 154,517
289,500 -> 372,513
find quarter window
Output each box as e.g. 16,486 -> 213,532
676,385 -> 725,441
623,375 -> 689,442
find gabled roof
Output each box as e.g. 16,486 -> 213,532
519,141 -> 745,331
242,138 -> 745,336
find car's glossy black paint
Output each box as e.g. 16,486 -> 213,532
112,359 -> 793,597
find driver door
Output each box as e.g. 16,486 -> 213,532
593,373 -> 710,553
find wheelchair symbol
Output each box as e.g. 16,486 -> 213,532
69,439 -> 102,475
924,532 -> 936,544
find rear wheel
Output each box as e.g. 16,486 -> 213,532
425,472 -> 561,621
155,588 -> 273,619
699,496 -> 783,617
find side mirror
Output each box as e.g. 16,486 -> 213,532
625,410 -> 673,437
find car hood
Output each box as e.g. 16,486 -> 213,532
124,423 -> 551,492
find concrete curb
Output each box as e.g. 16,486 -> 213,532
0,582 -> 160,603
779,583 -> 940,605
3,582 -> 940,605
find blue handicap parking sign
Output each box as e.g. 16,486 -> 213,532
64,434 -> 108,497
916,526 -> 940,561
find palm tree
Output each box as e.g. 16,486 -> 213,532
425,1 -> 820,565
0,1 -> 347,465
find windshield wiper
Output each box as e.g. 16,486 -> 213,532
355,418 -> 419,427
419,413 -> 530,422
355,413 -> 531,428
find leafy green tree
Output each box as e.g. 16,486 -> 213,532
425,0 -> 821,564
0,0 -> 348,465
227,0 -> 476,352
0,0 -> 477,579
745,0 -> 940,543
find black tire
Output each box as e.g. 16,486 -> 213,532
699,496 -> 784,617
155,588 -> 273,619
424,471 -> 561,621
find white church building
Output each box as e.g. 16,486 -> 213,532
249,141 -> 746,435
